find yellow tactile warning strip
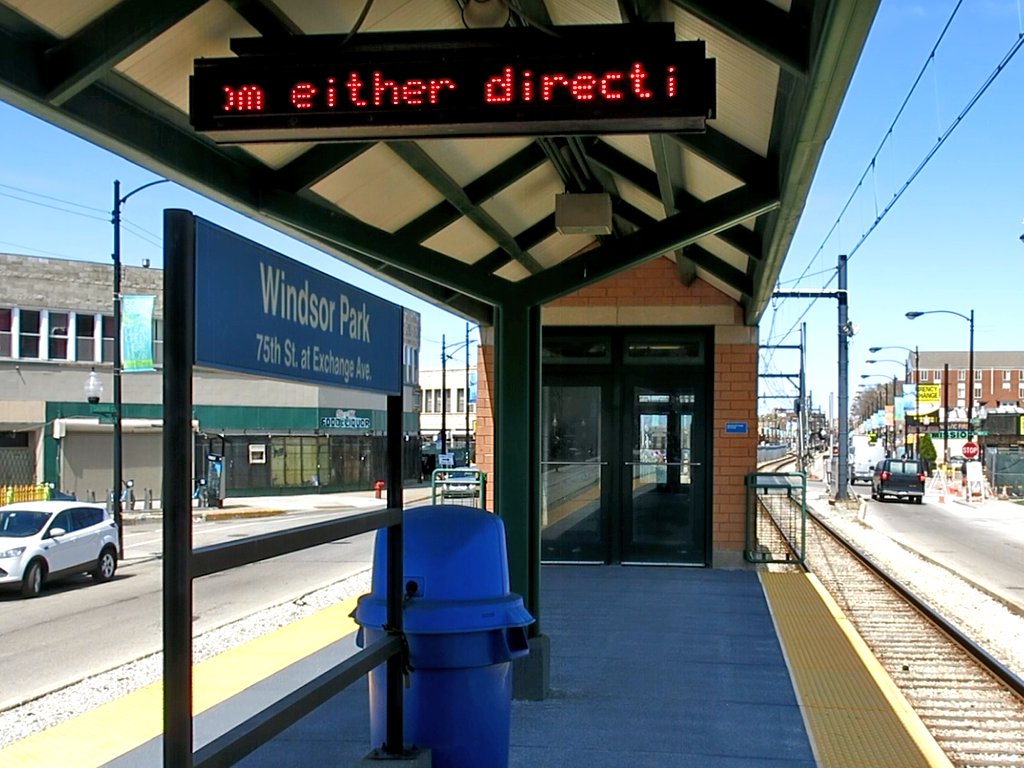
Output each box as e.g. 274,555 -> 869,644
761,572 -> 953,768
0,596 -> 360,768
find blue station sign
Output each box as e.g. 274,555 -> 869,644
724,421 -> 748,434
194,218 -> 402,394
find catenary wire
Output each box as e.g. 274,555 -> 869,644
764,8 -> 1024,370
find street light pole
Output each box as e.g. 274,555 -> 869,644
111,177 -> 169,558
906,309 -> 975,441
112,181 -> 123,556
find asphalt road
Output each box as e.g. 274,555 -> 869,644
847,484 -> 1024,613
0,507 -> 380,710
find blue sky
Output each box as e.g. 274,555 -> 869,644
1,0 -> 1020,409
761,0 -> 1024,416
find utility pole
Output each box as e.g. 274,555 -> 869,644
440,334 -> 447,456
798,322 -> 807,474
943,363 -> 950,464
771,255 -> 851,498
836,254 -> 850,500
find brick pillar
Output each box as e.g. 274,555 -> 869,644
712,341 -> 758,567
476,329 -> 495,511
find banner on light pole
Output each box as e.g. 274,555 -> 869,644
121,294 -> 155,372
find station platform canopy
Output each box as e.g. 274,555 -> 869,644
0,0 -> 879,325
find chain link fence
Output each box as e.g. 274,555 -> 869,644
984,447 -> 1024,498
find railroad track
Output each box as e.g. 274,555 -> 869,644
757,453 -> 797,473
804,509 -> 1024,768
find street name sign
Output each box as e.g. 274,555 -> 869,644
190,24 -> 715,142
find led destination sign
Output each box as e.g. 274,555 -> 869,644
190,26 -> 715,142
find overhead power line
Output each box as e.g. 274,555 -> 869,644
765,8 -> 1024,363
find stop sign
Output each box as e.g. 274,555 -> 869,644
962,442 -> 979,459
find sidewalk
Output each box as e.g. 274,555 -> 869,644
120,483 -> 436,525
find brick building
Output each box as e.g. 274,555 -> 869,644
910,351 -> 1024,409
475,256 -> 757,567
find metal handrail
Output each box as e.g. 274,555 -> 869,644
192,508 -> 401,578
182,509 -> 405,767
192,635 -> 401,768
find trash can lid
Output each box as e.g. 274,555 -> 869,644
353,505 -> 534,634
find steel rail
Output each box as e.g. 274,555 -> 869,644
807,509 -> 1024,702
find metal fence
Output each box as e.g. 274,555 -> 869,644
745,472 -> 806,565
0,447 -> 34,486
756,443 -> 789,464
431,467 -> 487,508
985,447 -> 1024,498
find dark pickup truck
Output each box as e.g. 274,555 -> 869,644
871,458 -> 927,504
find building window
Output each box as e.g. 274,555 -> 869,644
76,314 -> 96,361
19,309 -> 40,358
444,389 -> 451,412
0,308 -> 11,357
434,389 -> 442,412
934,370 -> 941,382
1004,369 -> 1012,381
414,388 -> 422,412
958,369 -> 966,381
424,390 -> 433,413
101,315 -> 115,362
974,384 -> 982,398
974,369 -> 983,381
957,383 -> 966,397
457,388 -> 465,413
920,370 -> 930,381
1019,385 -> 1024,399
153,319 -> 164,365
49,312 -> 69,360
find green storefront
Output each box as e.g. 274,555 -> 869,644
44,401 -> 420,499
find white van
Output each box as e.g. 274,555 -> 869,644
849,435 -> 886,485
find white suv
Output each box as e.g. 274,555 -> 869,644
0,501 -> 120,598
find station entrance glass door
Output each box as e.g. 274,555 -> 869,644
540,332 -> 709,565
622,377 -> 705,564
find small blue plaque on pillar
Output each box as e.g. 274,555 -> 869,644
725,421 -> 748,434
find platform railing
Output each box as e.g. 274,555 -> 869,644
186,508 -> 405,768
745,472 -> 807,565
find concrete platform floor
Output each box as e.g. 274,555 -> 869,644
225,565 -> 814,768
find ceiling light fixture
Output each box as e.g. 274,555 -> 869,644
462,0 -> 510,28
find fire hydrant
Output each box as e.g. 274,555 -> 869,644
374,479 -> 385,499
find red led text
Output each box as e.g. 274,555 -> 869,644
219,62 -> 680,114
346,73 -> 456,106
222,85 -> 264,111
485,63 -> 663,103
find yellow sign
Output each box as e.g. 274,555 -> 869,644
917,383 -> 940,404
1020,415 -> 1024,435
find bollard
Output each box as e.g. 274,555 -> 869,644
144,488 -> 153,510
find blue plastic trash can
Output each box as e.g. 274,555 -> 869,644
353,504 -> 533,768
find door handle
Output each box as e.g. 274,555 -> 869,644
625,462 -> 687,466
